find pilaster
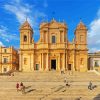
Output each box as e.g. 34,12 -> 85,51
42,53 -> 43,71
45,53 -> 48,70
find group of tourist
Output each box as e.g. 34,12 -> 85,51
16,82 -> 25,94
63,75 -> 96,91
64,77 -> 70,87
88,81 -> 97,90
61,69 -> 73,75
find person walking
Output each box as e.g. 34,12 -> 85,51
64,77 -> 67,83
22,85 -> 26,94
20,82 -> 23,91
16,83 -> 19,92
88,81 -> 92,90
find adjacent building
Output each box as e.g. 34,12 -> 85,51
88,52 -> 100,71
19,19 -> 88,72
0,46 -> 19,73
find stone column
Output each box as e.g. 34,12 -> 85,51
58,33 -> 61,43
74,51 -> 76,71
19,53 -> 22,71
63,33 -> 64,42
58,53 -> 60,71
73,50 -> 75,71
30,53 -> 34,71
90,58 -> 93,70
10,54 -> 12,70
72,51 -> 74,71
39,53 -> 42,71
33,53 -> 34,71
63,53 -> 65,70
45,53 -> 48,71
61,53 -> 65,70
48,53 -> 50,70
76,54 -> 79,71
66,51 -> 68,71
42,53 -> 43,71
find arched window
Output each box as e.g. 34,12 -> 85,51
24,35 -> 27,42
52,36 -> 56,43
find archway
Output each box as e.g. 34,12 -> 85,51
51,60 -> 56,70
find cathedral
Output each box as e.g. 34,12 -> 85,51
19,19 -> 88,72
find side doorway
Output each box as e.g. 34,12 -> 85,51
68,64 -> 72,71
35,64 -> 39,70
51,60 -> 56,70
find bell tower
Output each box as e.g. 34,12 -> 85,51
74,21 -> 87,49
20,20 -> 33,49
74,21 -> 88,72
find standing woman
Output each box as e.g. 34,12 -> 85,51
20,82 -> 23,90
16,83 -> 19,91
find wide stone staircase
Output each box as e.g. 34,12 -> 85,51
0,71 -> 100,100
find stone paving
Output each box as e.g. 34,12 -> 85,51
0,71 -> 100,100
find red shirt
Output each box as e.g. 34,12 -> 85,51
16,83 -> 19,88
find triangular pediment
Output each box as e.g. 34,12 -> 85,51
40,19 -> 67,29
49,21 -> 59,28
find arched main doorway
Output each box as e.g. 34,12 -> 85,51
51,60 -> 56,70
68,64 -> 72,70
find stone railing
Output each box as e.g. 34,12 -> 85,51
35,43 -> 66,49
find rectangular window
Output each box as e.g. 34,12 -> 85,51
3,68 -> 7,72
52,36 -> 56,43
80,35 -> 84,42
44,33 -> 46,43
80,58 -> 84,64
3,58 -> 8,63
24,58 -> 27,65
24,35 -> 27,42
36,64 -> 39,70
4,49 -> 7,53
94,60 -> 99,67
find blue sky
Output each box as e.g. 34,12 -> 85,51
0,0 -> 100,52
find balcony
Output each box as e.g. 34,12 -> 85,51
35,43 -> 48,49
35,43 -> 66,49
50,43 -> 66,49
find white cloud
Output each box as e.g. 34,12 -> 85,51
0,41 -> 4,47
3,0 -> 47,43
88,9 -> 100,53
4,1 -> 32,24
0,25 -> 19,43
89,47 -> 100,53
4,0 -> 47,28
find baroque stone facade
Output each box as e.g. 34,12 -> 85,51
88,52 -> 100,71
19,19 -> 88,72
0,46 -> 19,73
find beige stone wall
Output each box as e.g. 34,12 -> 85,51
88,57 -> 100,71
0,46 -> 18,73
19,19 -> 88,72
